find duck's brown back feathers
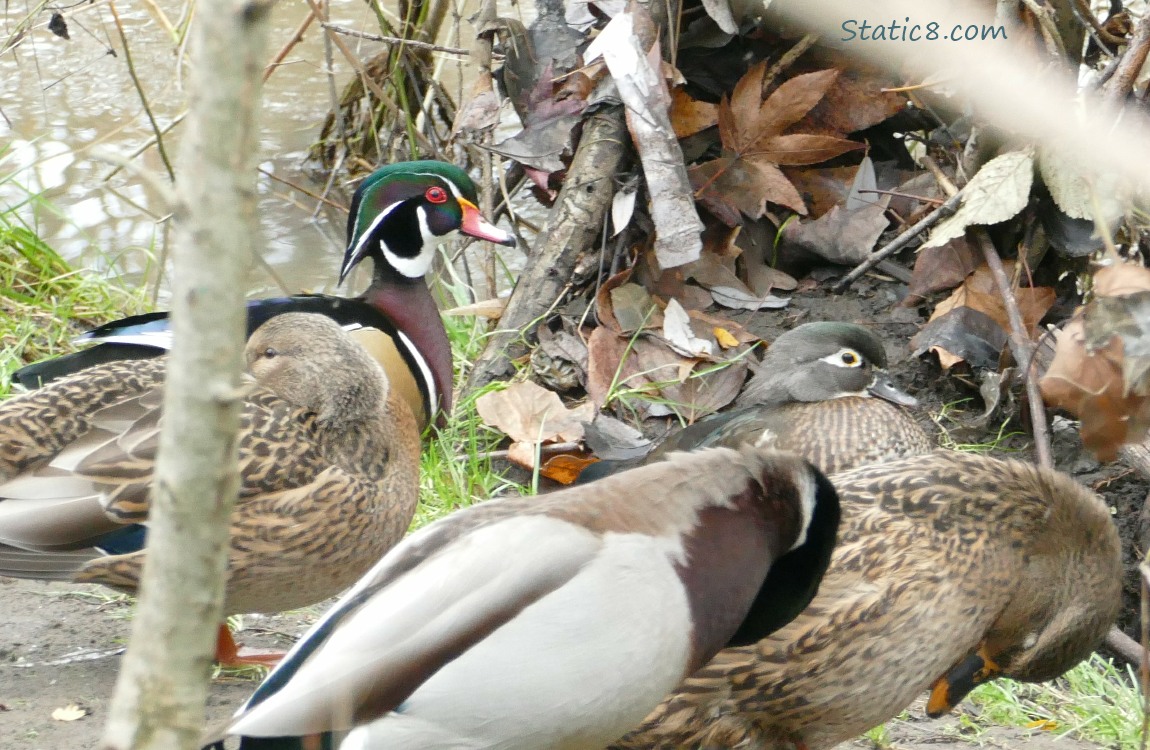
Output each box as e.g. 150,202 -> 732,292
611,451 -> 1121,750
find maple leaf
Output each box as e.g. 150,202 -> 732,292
689,64 -> 864,225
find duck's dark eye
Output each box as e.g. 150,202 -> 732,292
841,351 -> 860,366
425,186 -> 448,204
263,347 -> 278,359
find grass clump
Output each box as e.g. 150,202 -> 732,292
0,209 -> 146,395
414,307 -> 526,529
963,654 -> 1143,748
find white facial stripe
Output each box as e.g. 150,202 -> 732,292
819,347 -> 864,368
350,200 -> 401,266
396,329 -> 438,413
787,465 -> 818,552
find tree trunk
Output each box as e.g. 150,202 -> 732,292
99,0 -> 271,747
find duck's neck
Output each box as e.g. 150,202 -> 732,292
362,265 -> 453,422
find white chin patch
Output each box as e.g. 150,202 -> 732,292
382,239 -> 435,279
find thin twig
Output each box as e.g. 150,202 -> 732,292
917,155 -> 1054,468
463,442 -> 583,462
89,147 -> 178,211
100,112 -> 187,182
108,0 -> 175,181
1140,560 -> 1150,750
832,191 -> 962,293
1071,0 -> 1125,52
264,8 -> 318,82
761,34 -> 819,97
258,167 -> 346,212
316,0 -> 346,146
321,23 -> 473,56
973,232 -> 1054,468
931,159 -> 1050,466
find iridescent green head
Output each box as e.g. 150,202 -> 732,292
340,161 -> 515,284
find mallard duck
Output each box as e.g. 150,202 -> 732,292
610,450 -> 1122,750
581,322 -> 931,482
207,444 -> 841,749
12,160 -> 515,428
0,313 -> 420,665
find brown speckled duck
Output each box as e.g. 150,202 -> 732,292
611,450 -> 1122,750
580,322 -> 931,482
0,313 -> 419,665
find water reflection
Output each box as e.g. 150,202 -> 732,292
0,0 -> 393,299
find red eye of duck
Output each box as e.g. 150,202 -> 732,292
425,186 -> 448,204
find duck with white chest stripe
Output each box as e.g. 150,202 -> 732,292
0,313 -> 421,665
205,445 -> 841,750
13,160 -> 515,430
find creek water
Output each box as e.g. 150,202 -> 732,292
0,0 -> 520,302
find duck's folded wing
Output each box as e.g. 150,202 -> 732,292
228,513 -> 601,738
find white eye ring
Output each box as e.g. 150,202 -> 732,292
820,348 -> 864,368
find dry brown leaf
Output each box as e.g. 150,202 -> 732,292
779,203 -> 888,266
52,705 -> 87,722
689,64 -> 863,225
475,381 -> 595,445
1041,317 -> 1150,461
540,453 -> 602,485
594,268 -> 636,333
442,298 -> 508,319
610,283 -> 662,334
929,262 -> 1055,336
801,68 -> 908,135
671,88 -> 719,138
452,71 -> 501,135
586,327 -> 637,408
784,165 -> 862,218
906,237 -> 979,301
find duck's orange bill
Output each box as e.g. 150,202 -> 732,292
458,198 -> 516,246
926,643 -> 1001,717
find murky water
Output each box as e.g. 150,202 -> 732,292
0,0 -> 513,302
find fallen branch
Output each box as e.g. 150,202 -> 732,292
1105,626 -> 1146,670
464,107 -> 629,392
832,190 -> 962,293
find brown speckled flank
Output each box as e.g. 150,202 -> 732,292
610,451 -> 1121,750
0,313 -> 420,617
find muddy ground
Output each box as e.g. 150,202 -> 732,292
0,276 -> 1144,748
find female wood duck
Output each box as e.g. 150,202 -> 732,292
206,444 -> 841,749
581,322 -> 932,482
0,313 -> 421,665
12,161 -> 515,429
610,451 -> 1122,750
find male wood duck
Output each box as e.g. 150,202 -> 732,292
205,444 -> 841,750
12,161 -> 515,429
581,322 -> 931,482
0,313 -> 421,665
610,451 -> 1122,750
